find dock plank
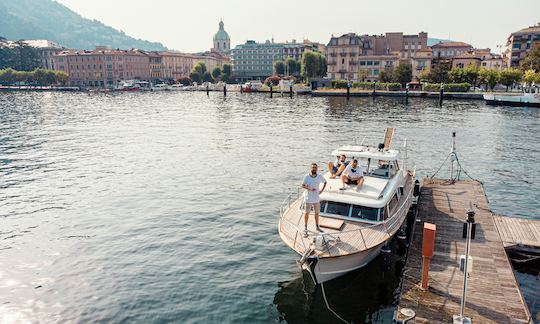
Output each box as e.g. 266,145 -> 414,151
494,214 -> 540,248
397,179 -> 532,323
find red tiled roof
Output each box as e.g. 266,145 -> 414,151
431,41 -> 473,48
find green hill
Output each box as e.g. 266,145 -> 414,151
0,0 -> 167,51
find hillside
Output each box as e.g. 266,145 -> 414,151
0,0 -> 167,50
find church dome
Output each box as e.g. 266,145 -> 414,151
213,20 -> 230,41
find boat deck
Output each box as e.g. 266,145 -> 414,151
397,179 -> 531,323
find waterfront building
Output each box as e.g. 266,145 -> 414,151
53,47 -> 150,87
159,51 -> 197,80
231,39 -> 318,81
23,40 -> 65,70
451,49 -> 504,70
326,32 -> 428,81
431,41 -> 473,59
212,20 -> 231,54
505,23 -> 540,67
411,48 -> 433,80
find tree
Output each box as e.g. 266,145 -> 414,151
301,51 -> 326,81
319,56 -> 327,77
357,69 -> 369,82
285,57 -> 299,76
211,67 -> 221,79
378,67 -> 393,83
221,63 -> 232,82
0,68 -> 17,85
520,44 -> 540,72
478,68 -> 499,90
13,41 -> 40,71
425,61 -> 451,83
523,69 -> 538,85
202,71 -> 213,82
192,62 -> 207,75
417,69 -> 431,82
498,68 -> 522,91
55,70 -> 69,85
274,60 -> 285,75
448,68 -> 465,83
189,71 -> 201,84
392,62 -> 412,86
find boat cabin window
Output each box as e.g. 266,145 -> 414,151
325,201 -> 350,216
351,205 -> 379,221
388,193 -> 399,213
320,200 -> 382,221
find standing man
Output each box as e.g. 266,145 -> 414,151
302,163 -> 327,236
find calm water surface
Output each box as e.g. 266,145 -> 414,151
1,92 -> 539,323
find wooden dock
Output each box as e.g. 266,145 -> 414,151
397,179 -> 532,323
494,215 -> 540,249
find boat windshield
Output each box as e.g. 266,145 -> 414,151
360,158 -> 400,179
320,200 -> 381,221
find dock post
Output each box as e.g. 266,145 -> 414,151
420,223 -> 436,290
290,85 -> 293,98
405,83 -> 409,104
453,210 -> 475,324
270,85 -> 273,98
223,83 -> 227,96
240,84 -> 243,93
372,81 -> 376,97
206,84 -> 209,96
346,84 -> 350,100
439,83 -> 444,106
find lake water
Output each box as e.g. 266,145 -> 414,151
1,91 -> 538,323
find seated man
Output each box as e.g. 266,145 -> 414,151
328,154 -> 348,179
341,159 -> 364,190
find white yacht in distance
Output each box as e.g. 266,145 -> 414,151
278,129 -> 415,283
484,91 -> 540,107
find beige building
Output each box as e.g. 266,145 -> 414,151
326,32 -> 428,81
505,23 -> 540,67
431,42 -> 473,59
24,40 -> 65,70
411,48 -> 432,80
451,49 -> 504,70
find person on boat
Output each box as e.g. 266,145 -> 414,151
302,163 -> 327,236
328,154 -> 348,179
341,159 -> 364,190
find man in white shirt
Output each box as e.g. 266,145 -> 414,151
341,159 -> 364,190
302,163 -> 327,236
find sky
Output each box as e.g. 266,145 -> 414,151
57,0 -> 540,53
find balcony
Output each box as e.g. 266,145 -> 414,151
349,52 -> 357,56
349,60 -> 358,65
339,52 -> 347,57
338,69 -> 347,73
328,61 -> 337,65
330,53 -> 337,57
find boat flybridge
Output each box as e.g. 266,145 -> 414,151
278,129 -> 416,284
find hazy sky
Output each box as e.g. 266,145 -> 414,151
57,0 -> 539,53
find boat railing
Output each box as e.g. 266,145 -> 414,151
279,181 -> 413,254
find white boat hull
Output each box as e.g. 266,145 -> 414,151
304,240 -> 388,283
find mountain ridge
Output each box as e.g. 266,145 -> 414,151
0,0 -> 167,51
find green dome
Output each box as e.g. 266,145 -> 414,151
214,21 -> 230,41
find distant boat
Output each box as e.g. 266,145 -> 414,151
484,92 -> 540,107
243,81 -> 263,93
151,83 -> 170,91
